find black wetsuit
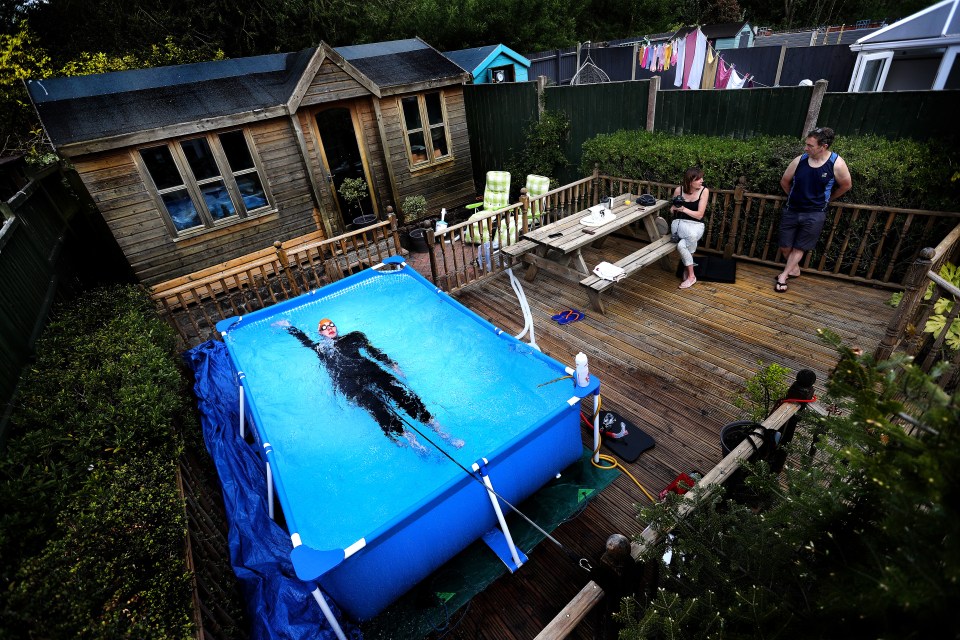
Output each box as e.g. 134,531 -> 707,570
286,327 -> 434,438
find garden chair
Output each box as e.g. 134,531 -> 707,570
461,171 -> 511,245
499,174 -> 551,245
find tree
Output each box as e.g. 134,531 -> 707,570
618,334 -> 960,638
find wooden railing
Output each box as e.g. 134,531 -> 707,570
594,175 -> 960,287
151,215 -> 402,345
535,396 -> 811,639
427,173 -> 603,291
875,221 -> 960,388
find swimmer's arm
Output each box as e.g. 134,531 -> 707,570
283,325 -> 316,348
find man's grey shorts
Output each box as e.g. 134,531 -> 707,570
779,207 -> 827,251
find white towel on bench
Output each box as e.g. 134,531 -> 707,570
593,261 -> 626,281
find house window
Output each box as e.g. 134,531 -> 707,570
849,51 -> 893,92
138,130 -> 271,235
400,91 -> 451,167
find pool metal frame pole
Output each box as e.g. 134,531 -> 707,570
289,533 -> 349,640
238,373 -> 246,439
592,392 -> 601,464
472,457 -> 524,570
264,442 -> 275,520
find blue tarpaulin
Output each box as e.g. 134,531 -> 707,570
185,340 -> 361,640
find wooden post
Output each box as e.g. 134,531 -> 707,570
802,79 -> 828,139
774,45 -> 787,86
520,187 -> 530,234
631,43 -> 638,80
386,209 -> 401,253
875,247 -> 935,361
274,241 -> 301,296
425,228 -> 438,284
537,75 -> 548,118
724,176 -> 747,259
646,75 -> 659,132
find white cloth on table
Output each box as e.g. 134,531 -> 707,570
593,261 -> 626,282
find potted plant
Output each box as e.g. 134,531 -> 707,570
402,195 -> 431,252
338,178 -> 375,227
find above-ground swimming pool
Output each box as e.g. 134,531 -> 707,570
216,256 -> 598,621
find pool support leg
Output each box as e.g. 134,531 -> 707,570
473,457 -> 525,571
264,442 -> 275,520
238,373 -> 246,440
290,532 -> 349,640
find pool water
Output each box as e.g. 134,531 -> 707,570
221,271 -> 579,553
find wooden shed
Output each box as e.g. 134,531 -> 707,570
443,44 -> 531,84
27,38 -> 475,286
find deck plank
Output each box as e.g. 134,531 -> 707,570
425,236 -> 893,639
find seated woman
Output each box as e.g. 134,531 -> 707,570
670,167 -> 709,289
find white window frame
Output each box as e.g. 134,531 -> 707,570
848,51 -> 894,92
933,45 -> 960,89
136,129 -> 273,238
399,91 -> 453,169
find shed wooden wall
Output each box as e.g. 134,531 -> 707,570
73,117 -> 322,286
378,87 -> 476,218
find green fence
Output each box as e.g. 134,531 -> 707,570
463,82 -> 540,193
545,81 -> 651,184
818,90 -> 960,140
462,83 -> 957,194
654,86 -> 812,139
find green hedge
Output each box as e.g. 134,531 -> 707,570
581,130 -> 960,211
0,286 -> 195,639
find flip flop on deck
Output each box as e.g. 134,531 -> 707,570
582,410 -> 655,463
774,276 -> 788,293
551,309 -> 586,325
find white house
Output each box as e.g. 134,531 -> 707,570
849,0 -> 960,91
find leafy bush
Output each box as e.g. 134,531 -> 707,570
0,285 -> 196,639
581,130 -> 960,210
400,194 -> 428,223
622,336 -> 960,638
507,109 -> 571,189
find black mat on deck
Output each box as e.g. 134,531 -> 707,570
676,255 -> 738,283
597,410 -> 655,463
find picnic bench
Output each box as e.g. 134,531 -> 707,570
579,233 -> 676,314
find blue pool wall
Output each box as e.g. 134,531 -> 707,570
216,258 -> 595,620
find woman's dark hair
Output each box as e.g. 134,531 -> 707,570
682,167 -> 704,193
807,126 -> 836,148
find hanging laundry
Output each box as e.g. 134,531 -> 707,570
700,46 -> 718,90
744,75 -> 755,89
663,42 -> 672,70
715,57 -> 732,89
687,28 -> 707,90
681,29 -> 697,89
728,69 -> 746,89
674,37 -> 685,87
671,40 -> 678,67
640,45 -> 648,68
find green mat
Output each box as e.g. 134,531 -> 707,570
360,448 -> 619,638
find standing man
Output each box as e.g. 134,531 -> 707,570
775,127 -> 852,293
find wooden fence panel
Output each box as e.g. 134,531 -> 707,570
819,90 -> 960,140
655,86 -> 810,138
462,82 -> 540,192
544,81 -> 651,184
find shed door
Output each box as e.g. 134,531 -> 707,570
314,106 -> 376,229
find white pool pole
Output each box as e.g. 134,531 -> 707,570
472,458 -> 523,569
238,373 -> 246,440
264,442 -> 274,520
311,589 -> 348,640
593,392 -> 601,464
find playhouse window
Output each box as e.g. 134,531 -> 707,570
400,91 -> 451,167
138,129 -> 271,236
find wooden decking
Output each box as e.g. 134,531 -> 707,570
422,235 -> 894,640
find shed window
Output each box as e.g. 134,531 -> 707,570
138,130 -> 271,236
400,91 -> 451,167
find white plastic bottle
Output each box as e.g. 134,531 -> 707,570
575,352 -> 590,387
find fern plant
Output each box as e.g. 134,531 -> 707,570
888,262 -> 960,350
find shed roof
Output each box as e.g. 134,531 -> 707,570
28,38 -> 466,153
853,0 -> 960,49
442,44 -> 531,76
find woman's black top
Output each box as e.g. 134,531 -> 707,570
674,187 -> 705,222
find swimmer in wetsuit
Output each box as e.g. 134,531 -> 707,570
275,318 -> 463,453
